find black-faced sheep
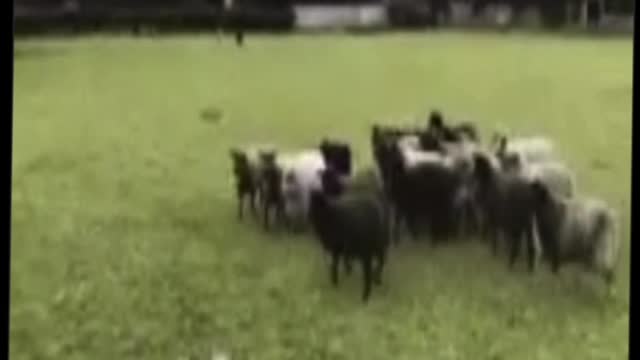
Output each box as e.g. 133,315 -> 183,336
229,147 -> 263,220
258,140 -> 354,232
319,138 -> 353,177
308,165 -> 390,302
471,152 -> 539,271
257,150 -> 286,230
379,138 -> 475,243
531,181 -> 620,284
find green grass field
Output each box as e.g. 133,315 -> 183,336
11,32 -> 632,360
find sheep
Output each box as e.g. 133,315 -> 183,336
380,139 -> 475,243
308,165 -> 390,302
531,181 -> 620,285
259,140 -> 354,232
229,147 -> 264,220
257,150 -> 286,230
499,152 -> 576,199
470,152 -> 539,271
276,150 -> 327,231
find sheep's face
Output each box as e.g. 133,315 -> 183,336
428,110 -> 444,130
320,140 -> 352,176
260,164 -> 283,201
318,168 -> 344,197
230,149 -> 250,176
498,152 -> 522,174
259,150 -> 277,166
472,153 -> 497,185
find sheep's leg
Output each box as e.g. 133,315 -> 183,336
374,251 -> 386,285
546,237 -> 561,275
525,227 -> 536,273
491,232 -> 499,255
237,193 -> 244,220
250,192 -> 258,217
550,256 -> 561,274
392,207 -> 403,244
330,253 -> 340,286
276,202 -> 286,231
262,201 -> 270,230
508,231 -> 521,269
603,269 -> 615,285
361,257 -> 373,302
344,256 -> 353,275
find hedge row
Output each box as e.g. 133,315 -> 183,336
13,0 -> 634,35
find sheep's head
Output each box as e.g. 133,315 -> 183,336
499,152 -> 523,173
317,166 -> 346,197
230,148 -> 250,176
259,149 -> 277,165
472,152 -> 497,184
319,139 -> 353,176
428,110 -> 444,130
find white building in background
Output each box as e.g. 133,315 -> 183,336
293,3 -> 388,30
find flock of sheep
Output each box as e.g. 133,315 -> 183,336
229,110 -> 620,302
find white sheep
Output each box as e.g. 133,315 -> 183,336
277,150 -> 328,229
532,182 -> 620,285
495,134 -> 555,164
501,152 -> 576,199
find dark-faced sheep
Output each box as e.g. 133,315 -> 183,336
531,181 -> 620,285
308,165 -> 390,302
257,150 -> 286,230
259,140 -> 354,232
471,152 -> 539,271
229,147 -> 263,220
381,138 -> 475,243
319,138 -> 353,177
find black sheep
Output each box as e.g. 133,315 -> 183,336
470,152 -> 538,271
257,150 -> 286,230
309,166 -> 390,302
229,148 -> 260,220
377,138 -> 473,244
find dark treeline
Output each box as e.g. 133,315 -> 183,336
13,0 -> 635,35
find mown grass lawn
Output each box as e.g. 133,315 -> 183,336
11,32 -> 632,360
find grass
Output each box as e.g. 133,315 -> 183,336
11,32 -> 632,360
